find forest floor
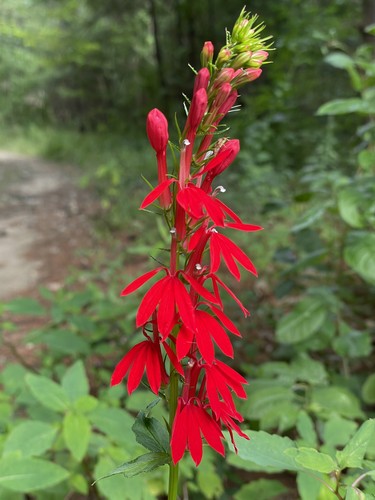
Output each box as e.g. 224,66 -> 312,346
0,151 -> 98,366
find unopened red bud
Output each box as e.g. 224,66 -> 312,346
216,89 -> 238,118
187,88 -> 208,131
212,82 -> 232,110
146,108 -> 169,153
232,68 -> 262,87
212,139 -> 240,177
201,41 -> 214,67
193,68 -> 210,95
213,68 -> 235,89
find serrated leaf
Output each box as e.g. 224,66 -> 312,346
3,421 -> 57,458
225,430 -> 301,471
132,411 -> 169,453
96,452 -> 170,479
337,419 -> 375,469
0,457 -> 69,492
286,447 -> 337,473
276,297 -> 328,344
362,374 -> 375,405
63,412 -> 91,462
4,298 -> 45,316
344,232 -> 375,284
25,374 -> 69,412
61,361 -> 89,403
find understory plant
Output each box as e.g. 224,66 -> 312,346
106,8 -> 271,499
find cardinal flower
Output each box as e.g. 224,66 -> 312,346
170,397 -> 225,466
111,336 -> 169,395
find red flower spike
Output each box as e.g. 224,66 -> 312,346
171,398 -> 225,466
111,339 -> 168,395
146,108 -> 169,153
210,231 -> 258,280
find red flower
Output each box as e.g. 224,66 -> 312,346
176,310 -> 235,365
209,230 -> 257,280
111,337 -> 169,395
170,398 -> 225,466
202,360 -> 248,416
213,401 -> 249,452
146,108 -> 169,153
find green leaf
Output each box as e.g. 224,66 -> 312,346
297,411 -> 318,447
69,473 -> 88,495
225,430 -> 301,471
38,329 -> 90,355
310,387 -> 364,419
344,232 -> 375,285
362,374 -> 375,405
291,205 -> 326,232
297,471 -> 322,500
338,188 -> 365,228
197,451 -> 224,499
324,52 -> 354,69
61,361 -> 89,403
63,412 -> 91,462
96,452 -> 170,479
323,416 -> 358,449
345,487 -> 365,500
358,150 -> 375,172
132,410 -> 169,454
316,98 -> 366,115
89,407 -> 136,448
337,419 -> 375,469
234,479 -> 288,500
333,325 -> 372,359
4,298 -> 45,316
246,386 -> 295,419
3,421 -> 57,458
25,374 -> 69,412
285,447 -> 337,473
0,457 -> 69,492
73,395 -> 98,413
276,297 -> 328,344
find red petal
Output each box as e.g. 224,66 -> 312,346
196,311 -> 215,365
182,272 -> 219,304
177,187 -> 204,220
110,343 -> 144,386
216,360 -> 248,397
218,236 -> 241,280
192,148 -> 232,177
188,225 -> 207,252
209,234 -> 221,274
209,305 -> 241,337
215,199 -> 242,223
171,399 -> 188,464
218,234 -> 258,276
157,278 -> 175,338
197,406 -> 225,457
127,344 -> 149,394
145,344 -> 162,394
163,341 -> 184,376
201,312 -> 234,358
120,267 -> 164,296
188,405 -> 204,466
203,195 -> 225,226
140,179 -> 175,209
173,277 -> 196,332
225,222 -> 263,232
209,274 -> 250,317
176,324 -> 195,361
136,276 -> 168,327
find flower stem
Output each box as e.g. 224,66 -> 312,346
168,367 -> 179,500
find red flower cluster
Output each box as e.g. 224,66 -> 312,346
111,20 -> 269,466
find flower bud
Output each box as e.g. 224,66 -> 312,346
213,68 -> 235,88
231,51 -> 252,69
200,41 -> 214,67
251,50 -> 269,65
232,68 -> 262,87
212,82 -> 232,110
216,89 -> 238,119
187,88 -> 208,131
193,68 -> 210,95
146,108 -> 169,153
216,48 -> 232,67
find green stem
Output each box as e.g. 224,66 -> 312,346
168,368 -> 179,500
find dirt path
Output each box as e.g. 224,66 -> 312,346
0,151 -> 96,301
